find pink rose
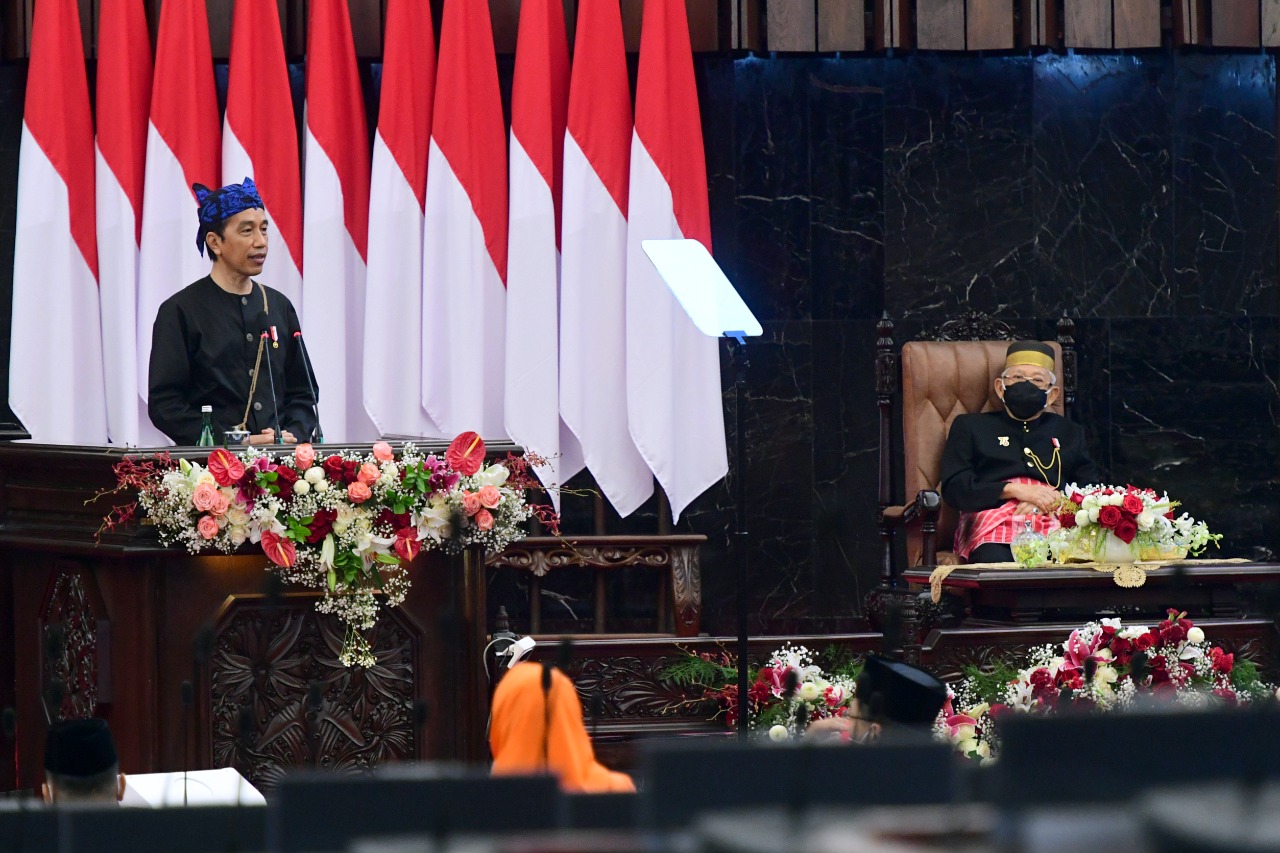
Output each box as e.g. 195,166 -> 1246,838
477,485 -> 502,509
357,462 -> 381,485
211,491 -> 232,517
462,491 -> 483,517
295,443 -> 316,470
347,481 -> 373,504
192,481 -> 219,513
197,514 -> 219,540
372,441 -> 395,462
475,508 -> 494,531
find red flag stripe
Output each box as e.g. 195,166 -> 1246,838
511,0 -> 569,247
24,0 -> 96,278
633,0 -> 711,251
566,0 -> 631,218
433,0 -> 508,282
95,0 -> 152,246
306,0 -> 371,260
149,0 -> 219,197
378,0 -> 436,210
225,0 -> 303,270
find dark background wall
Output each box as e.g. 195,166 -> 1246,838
1,50 -> 1277,638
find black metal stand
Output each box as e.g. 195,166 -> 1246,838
728,334 -> 750,739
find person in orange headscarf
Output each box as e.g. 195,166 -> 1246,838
489,661 -> 635,793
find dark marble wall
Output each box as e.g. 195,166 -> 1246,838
2,52 -> 1277,638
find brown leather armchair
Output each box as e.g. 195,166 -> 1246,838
874,313 -> 1077,589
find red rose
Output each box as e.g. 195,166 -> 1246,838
273,465 -> 299,500
1113,519 -> 1138,543
1212,687 -> 1239,706
1121,494 -> 1144,515
1110,637 -> 1133,665
306,508 -> 337,544
1134,633 -> 1155,652
342,460 -> 360,485
322,455 -> 345,482
375,509 -> 412,532
1098,505 -> 1123,529
1058,512 -> 1077,529
987,703 -> 1011,721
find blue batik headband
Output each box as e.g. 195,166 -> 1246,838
194,177 -> 265,256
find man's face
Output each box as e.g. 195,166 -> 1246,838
207,208 -> 269,277
996,363 -> 1060,406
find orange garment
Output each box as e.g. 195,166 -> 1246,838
489,662 -> 635,793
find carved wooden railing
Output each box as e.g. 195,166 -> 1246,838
486,535 -> 705,637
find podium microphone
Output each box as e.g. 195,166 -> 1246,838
180,680 -> 194,806
292,330 -> 323,444
259,328 -> 284,445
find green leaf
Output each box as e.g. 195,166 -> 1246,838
375,552 -> 400,565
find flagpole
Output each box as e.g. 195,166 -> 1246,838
730,335 -> 750,739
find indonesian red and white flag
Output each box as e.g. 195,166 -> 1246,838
303,0 -> 376,442
422,0 -> 508,440
625,0 -> 727,522
136,0 -> 219,439
559,0 -> 652,516
11,0 -> 107,443
95,0 -> 152,447
363,0 -> 442,439
223,0 -> 304,315
504,0 -> 578,509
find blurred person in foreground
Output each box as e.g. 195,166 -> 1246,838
42,718 -> 126,805
490,661 -> 635,793
806,655 -> 948,744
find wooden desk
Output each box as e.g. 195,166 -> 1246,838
0,443 -> 498,793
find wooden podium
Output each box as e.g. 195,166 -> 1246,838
0,442 -> 498,793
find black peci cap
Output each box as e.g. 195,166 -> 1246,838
860,656 -> 949,726
44,718 -> 118,776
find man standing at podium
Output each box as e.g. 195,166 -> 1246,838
148,178 -> 317,446
940,341 -> 1101,563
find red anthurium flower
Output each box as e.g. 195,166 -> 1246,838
394,531 -> 422,562
446,431 -> 486,476
260,530 -> 297,567
207,448 -> 246,486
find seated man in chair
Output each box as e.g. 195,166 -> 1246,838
939,341 -> 1101,563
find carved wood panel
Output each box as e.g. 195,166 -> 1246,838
570,655 -> 718,720
210,601 -> 416,792
40,567 -> 106,721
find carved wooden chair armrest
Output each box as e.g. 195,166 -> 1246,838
880,489 -> 942,570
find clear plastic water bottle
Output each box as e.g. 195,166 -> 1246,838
197,405 -> 216,447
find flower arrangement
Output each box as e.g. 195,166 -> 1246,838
1049,483 -> 1220,563
662,645 -> 861,739
99,433 -> 555,666
935,610 -> 1277,762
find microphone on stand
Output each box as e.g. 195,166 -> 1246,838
292,330 -> 323,444
258,328 -> 284,445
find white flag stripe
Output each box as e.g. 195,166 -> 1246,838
136,125 -> 210,413
222,126 -> 303,317
364,131 -> 443,439
625,135 -> 727,522
505,136 -> 575,508
560,133 -> 652,516
11,129 -> 107,443
421,140 -> 508,440
302,134 -> 376,442
95,152 -> 142,446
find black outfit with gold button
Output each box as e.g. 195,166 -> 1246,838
148,276 -> 318,445
940,410 -> 1101,512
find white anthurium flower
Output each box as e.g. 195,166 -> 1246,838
1137,510 -> 1154,530
321,534 -> 336,569
1187,626 -> 1206,644
768,725 -> 789,742
476,464 -> 510,487
1179,644 -> 1203,661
